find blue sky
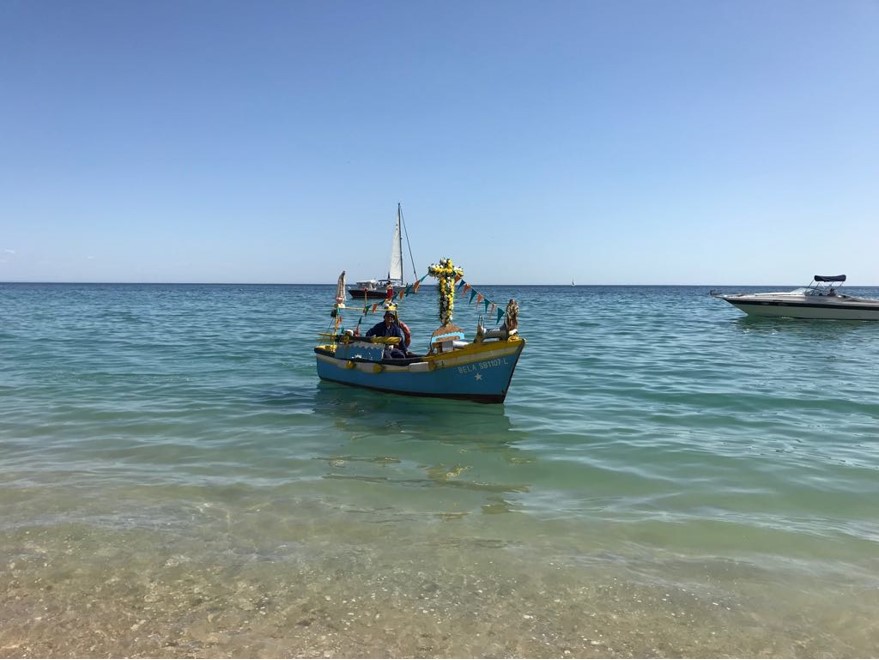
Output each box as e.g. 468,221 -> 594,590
2,0 -> 877,285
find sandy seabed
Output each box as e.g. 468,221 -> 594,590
2,522 -> 877,659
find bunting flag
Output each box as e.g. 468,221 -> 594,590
349,271 -> 506,329
462,281 -> 501,317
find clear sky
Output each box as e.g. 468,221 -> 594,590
2,0 -> 877,285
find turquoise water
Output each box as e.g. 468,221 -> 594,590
2,282 -> 878,658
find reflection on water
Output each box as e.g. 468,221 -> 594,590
310,381 -> 533,521
734,314 -> 874,337
313,380 -> 518,444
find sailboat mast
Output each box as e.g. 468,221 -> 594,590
398,203 -> 418,284
396,203 -> 403,284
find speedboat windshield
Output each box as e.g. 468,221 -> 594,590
803,287 -> 827,296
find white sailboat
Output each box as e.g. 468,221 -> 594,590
349,204 -> 415,299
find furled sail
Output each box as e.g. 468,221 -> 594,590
388,205 -> 404,283
335,270 -> 346,305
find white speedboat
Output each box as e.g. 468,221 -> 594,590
713,275 -> 879,320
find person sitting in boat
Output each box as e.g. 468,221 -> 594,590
398,318 -> 412,352
365,310 -> 408,359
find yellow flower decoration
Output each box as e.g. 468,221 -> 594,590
428,258 -> 464,325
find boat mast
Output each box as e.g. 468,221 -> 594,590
398,203 -> 418,285
396,203 -> 403,284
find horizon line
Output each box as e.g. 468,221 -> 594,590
4,281 -> 878,288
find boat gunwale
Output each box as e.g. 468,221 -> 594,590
314,336 -> 526,368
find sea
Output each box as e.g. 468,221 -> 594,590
1,281 -> 878,658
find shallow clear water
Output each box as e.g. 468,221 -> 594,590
1,282 -> 878,657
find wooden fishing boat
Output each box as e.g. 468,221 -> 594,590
315,259 -> 525,403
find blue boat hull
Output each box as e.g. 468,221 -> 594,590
314,337 -> 525,403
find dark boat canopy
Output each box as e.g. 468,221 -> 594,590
814,274 -> 846,283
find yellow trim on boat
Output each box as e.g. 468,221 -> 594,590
424,336 -> 523,362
